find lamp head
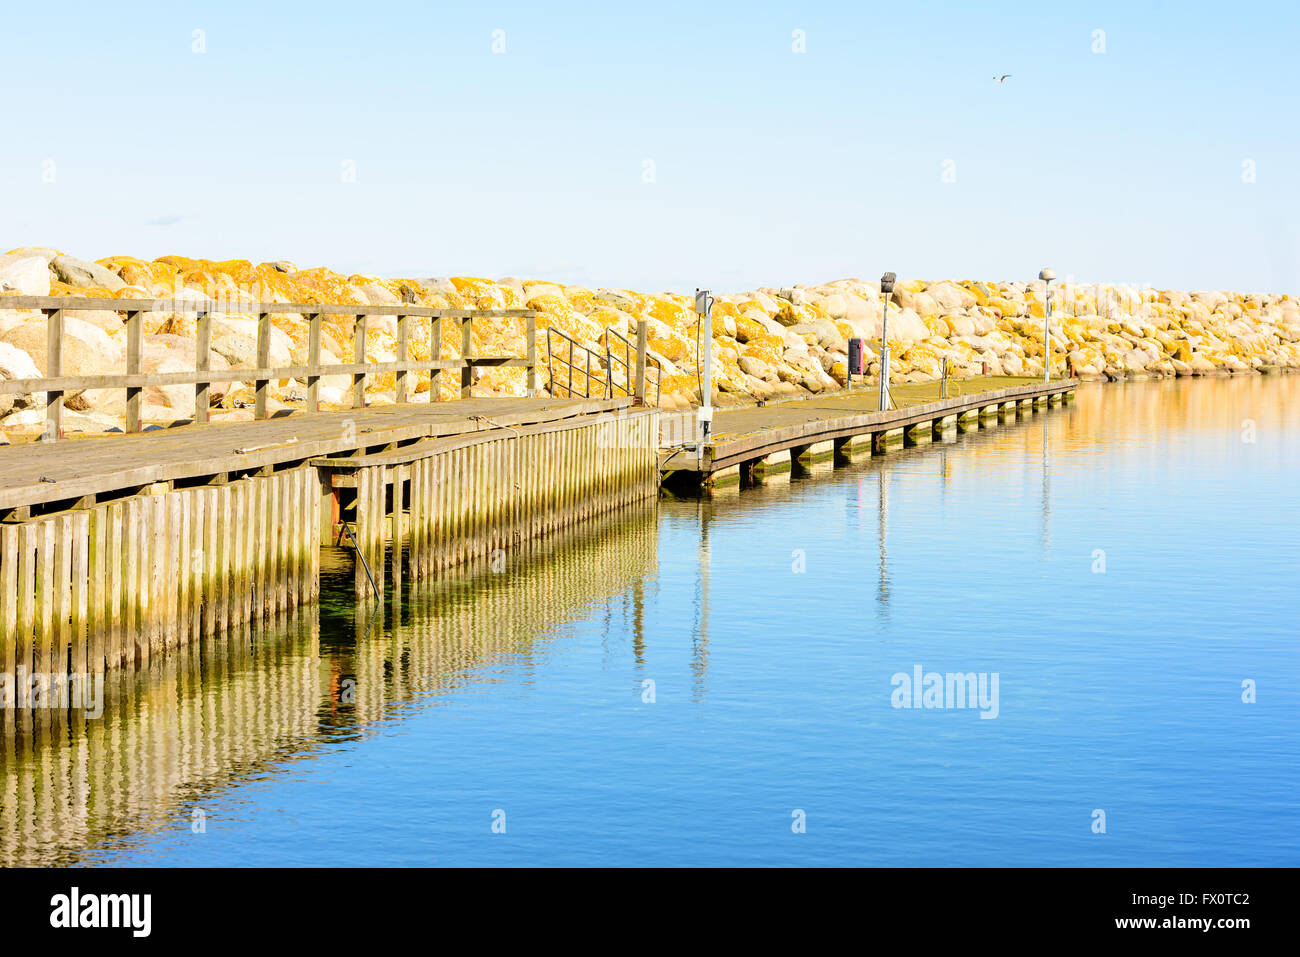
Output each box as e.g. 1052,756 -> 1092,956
1038,267 -> 1056,282
880,272 -> 897,294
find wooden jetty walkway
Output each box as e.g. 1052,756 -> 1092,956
659,375 -> 1077,488
0,291 -> 1077,714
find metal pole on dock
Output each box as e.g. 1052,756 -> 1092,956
695,289 -> 714,465
879,272 -> 896,411
1040,267 -> 1055,382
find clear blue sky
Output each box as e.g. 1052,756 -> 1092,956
2,0 -> 1296,293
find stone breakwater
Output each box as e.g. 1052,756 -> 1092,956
1,246 -> 1298,438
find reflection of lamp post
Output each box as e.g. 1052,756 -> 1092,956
1039,267 -> 1055,382
879,272 -> 896,410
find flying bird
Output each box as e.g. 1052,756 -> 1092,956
994,74 -> 1011,83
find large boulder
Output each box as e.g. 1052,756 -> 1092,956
0,255 -> 51,296
208,314 -> 292,368
883,308 -> 928,345
0,341 -> 44,414
4,246 -> 63,264
0,315 -> 123,411
928,281 -> 978,312
50,255 -> 127,292
0,315 -> 122,376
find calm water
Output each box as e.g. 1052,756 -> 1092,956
3,377 -> 1298,866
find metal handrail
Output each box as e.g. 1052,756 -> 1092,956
545,326 -> 609,399
604,326 -> 662,407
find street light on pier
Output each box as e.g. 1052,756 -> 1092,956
1039,267 -> 1055,382
879,272 -> 896,410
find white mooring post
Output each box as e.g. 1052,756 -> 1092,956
1039,267 -> 1056,382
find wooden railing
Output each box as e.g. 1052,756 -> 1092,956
0,296 -> 538,441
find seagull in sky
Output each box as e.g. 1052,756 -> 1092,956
994,74 -> 1011,83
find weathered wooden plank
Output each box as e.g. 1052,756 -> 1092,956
248,476 -> 263,621
461,316 -> 473,399
71,511 -> 88,678
35,519 -> 55,677
195,311 -> 211,425
309,468 -> 321,603
176,490 -> 190,644
165,493 -> 180,647
1,524 -> 17,725
354,467 -> 369,600
16,523 -> 37,693
408,456 -> 421,582
261,474 -> 275,617
107,501 -> 123,668
353,316 -> 368,410
125,311 -> 143,434
430,316 -> 442,402
391,464 -> 405,589
45,308 -> 64,440
286,470 -> 300,611
151,495 -> 166,657
255,313 -> 271,420
307,313 -> 322,412
277,472 -> 290,612
55,514 -> 73,677
231,480 -> 247,626
373,467 -> 386,595
201,487 -> 218,638
298,468 -> 312,603
215,486 -> 230,634
189,490 -> 204,640
395,314 -> 410,404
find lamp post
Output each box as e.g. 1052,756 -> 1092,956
694,289 -> 714,461
1039,267 -> 1055,382
878,272 -> 896,410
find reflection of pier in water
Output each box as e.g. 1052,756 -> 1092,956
0,503 -> 657,866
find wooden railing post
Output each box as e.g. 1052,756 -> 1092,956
125,311 -> 143,434
307,313 -> 321,411
430,316 -> 442,402
460,315 -> 473,400
43,308 -> 64,441
255,312 -> 271,419
635,320 -> 648,403
353,315 -> 367,408
195,311 -> 211,424
526,313 -> 537,397
395,313 -> 409,404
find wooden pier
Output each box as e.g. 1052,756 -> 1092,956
659,375 -> 1077,488
0,288 -> 1078,719
0,295 -> 663,706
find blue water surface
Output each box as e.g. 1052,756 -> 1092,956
7,377 -> 1298,866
